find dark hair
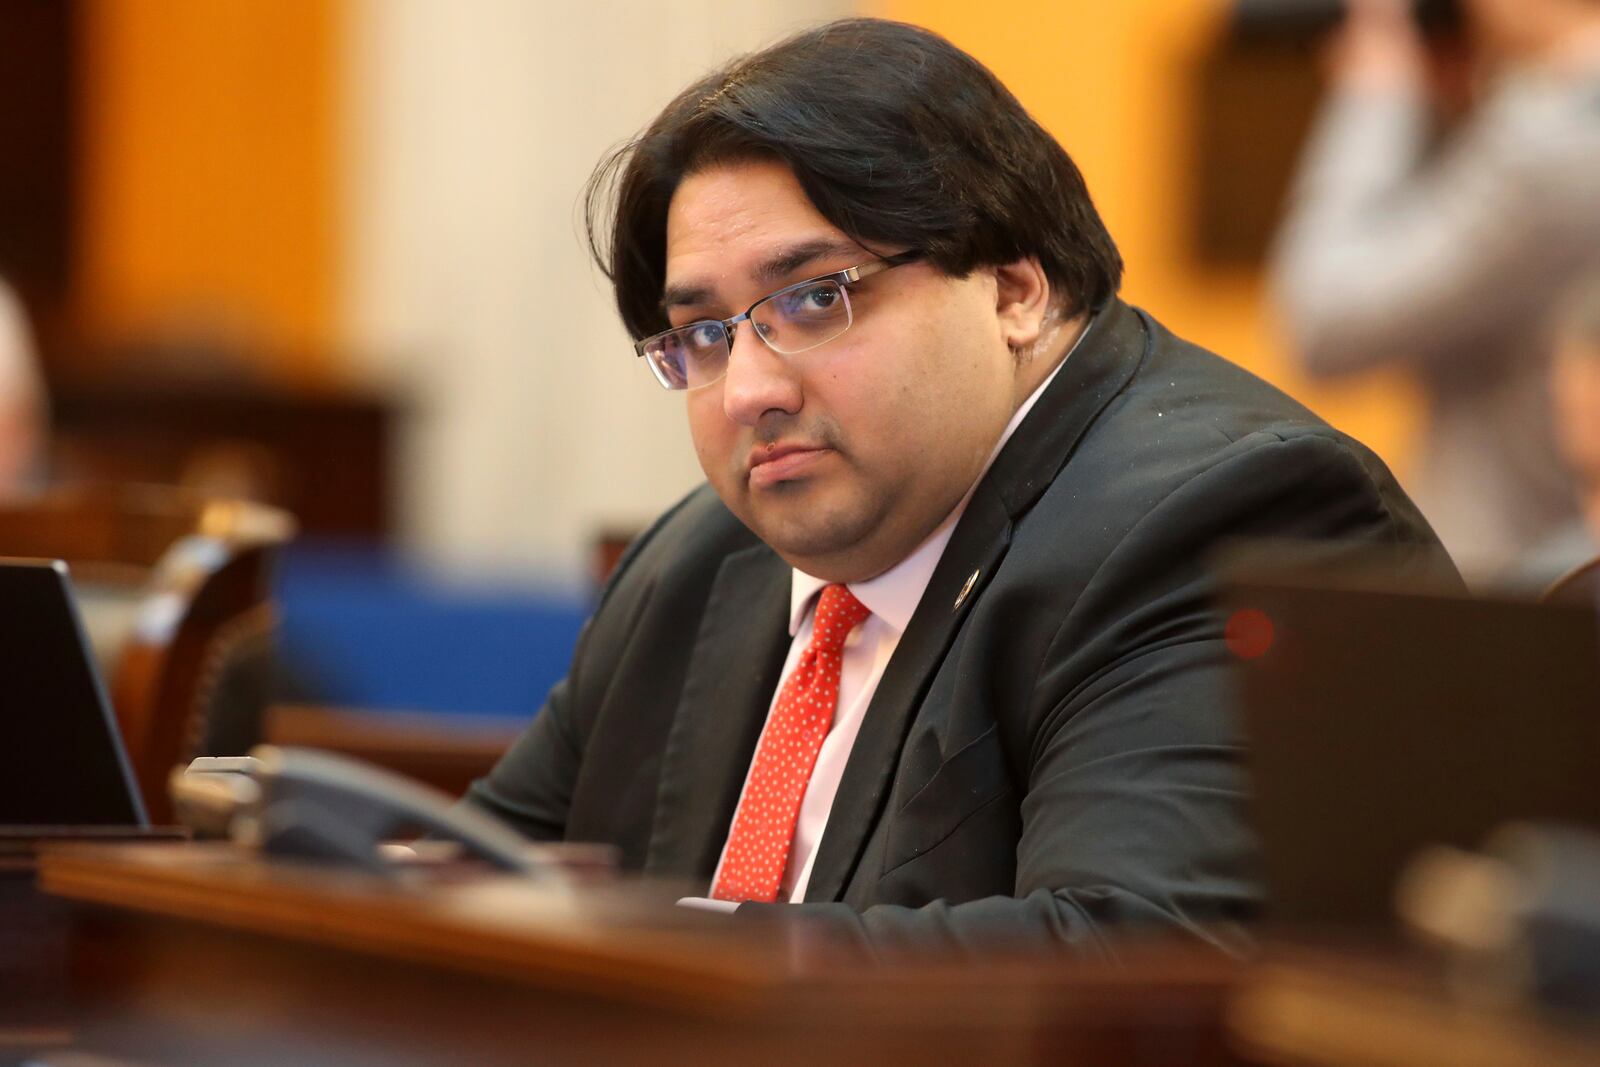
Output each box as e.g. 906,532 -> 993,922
585,18 -> 1123,340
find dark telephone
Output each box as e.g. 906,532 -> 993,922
174,747 -> 547,878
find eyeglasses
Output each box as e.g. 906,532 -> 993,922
635,251 -> 922,391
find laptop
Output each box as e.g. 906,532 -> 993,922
1223,569 -> 1600,929
0,558 -> 148,827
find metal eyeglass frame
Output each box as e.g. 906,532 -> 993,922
634,250 -> 923,390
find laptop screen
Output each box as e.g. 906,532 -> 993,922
0,559 -> 148,827
1225,573 -> 1600,928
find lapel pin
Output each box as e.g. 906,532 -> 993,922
953,568 -> 981,612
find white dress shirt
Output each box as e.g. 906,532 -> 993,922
703,339 -> 1077,904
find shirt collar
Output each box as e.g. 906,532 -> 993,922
786,319 -> 1086,635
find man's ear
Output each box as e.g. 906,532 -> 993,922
993,257 -> 1051,351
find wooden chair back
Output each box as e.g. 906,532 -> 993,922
0,484 -> 295,822
1542,555 -> 1600,606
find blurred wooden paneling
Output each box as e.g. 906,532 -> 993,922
50,380 -> 396,540
0,2 -> 76,333
1192,33 -> 1323,267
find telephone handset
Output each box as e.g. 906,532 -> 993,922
174,746 -> 546,878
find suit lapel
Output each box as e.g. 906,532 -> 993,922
804,488 -> 1014,903
644,543 -> 792,878
803,300 -> 1151,902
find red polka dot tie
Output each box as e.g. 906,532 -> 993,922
711,584 -> 870,903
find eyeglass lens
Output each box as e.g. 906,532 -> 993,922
644,278 -> 854,390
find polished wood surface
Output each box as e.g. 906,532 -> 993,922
42,842 -> 779,1008
26,842 -> 1600,1065
34,842 -> 1248,1067
0,829 -> 185,1058
1232,957 -> 1600,1067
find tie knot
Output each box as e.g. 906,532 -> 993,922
812,584 -> 870,655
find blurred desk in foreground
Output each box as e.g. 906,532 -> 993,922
1,830 -> 186,1055
1233,957 -> 1600,1067
37,843 -> 1245,1067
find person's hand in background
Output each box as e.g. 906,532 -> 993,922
1327,0 -> 1430,92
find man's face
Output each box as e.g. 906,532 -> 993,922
663,160 -> 1026,583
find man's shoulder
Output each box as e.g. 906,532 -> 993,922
1027,306 -> 1426,545
1098,306 -> 1364,457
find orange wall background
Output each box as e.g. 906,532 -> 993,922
66,1 -> 1418,470
874,0 -> 1420,474
74,0 -> 338,380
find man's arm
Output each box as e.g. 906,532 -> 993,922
462,667 -> 586,841
459,489 -> 697,840
1273,87 -> 1570,376
1270,1 -> 1592,376
760,432 -> 1450,956
460,485 -> 748,849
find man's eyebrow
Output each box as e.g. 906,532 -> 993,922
753,238 -> 861,286
660,282 -> 714,312
659,238 -> 862,314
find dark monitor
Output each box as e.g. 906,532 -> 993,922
0,558 -> 147,827
1224,573 -> 1600,929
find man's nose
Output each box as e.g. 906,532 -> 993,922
721,323 -> 802,426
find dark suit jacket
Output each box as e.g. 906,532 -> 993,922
466,301 -> 1449,954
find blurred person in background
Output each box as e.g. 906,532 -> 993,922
0,277 -> 44,493
1519,273 -> 1600,589
1272,0 -> 1600,579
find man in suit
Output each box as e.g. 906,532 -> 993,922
466,18 -> 1448,953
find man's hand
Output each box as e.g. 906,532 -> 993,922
1327,0 -> 1427,92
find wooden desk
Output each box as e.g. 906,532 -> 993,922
1,829 -> 185,1056
1231,955 -> 1600,1067
34,843 -> 1248,1066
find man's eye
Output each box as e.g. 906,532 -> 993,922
779,285 -> 840,317
684,323 -> 725,350
802,286 -> 839,311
